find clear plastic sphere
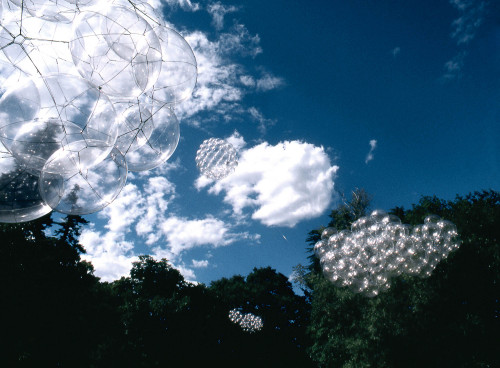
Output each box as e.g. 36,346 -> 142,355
116,102 -> 179,171
7,0 -> 79,23
316,211 -> 461,297
0,147 -> 52,223
229,308 -> 263,333
39,145 -> 127,215
195,138 -> 238,180
0,74 -> 117,173
0,78 -> 40,134
69,7 -> 162,98
150,26 -> 197,105
0,12 -> 75,76
114,98 -> 154,155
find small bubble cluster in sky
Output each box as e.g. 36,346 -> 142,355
314,210 -> 461,297
0,0 -> 196,222
229,308 -> 263,333
195,138 -> 238,180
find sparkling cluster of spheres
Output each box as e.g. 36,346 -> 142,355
314,210 -> 461,297
228,308 -> 263,333
0,0 -> 197,222
195,137 -> 238,180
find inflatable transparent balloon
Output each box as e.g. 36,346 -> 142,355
40,145 -> 127,215
0,10 -> 75,76
0,74 -> 117,174
7,0 -> 84,23
315,210 -> 461,297
0,145 -> 52,222
0,0 -> 197,222
195,138 -> 238,180
115,99 -> 180,171
69,6 -> 162,98
150,26 -> 197,105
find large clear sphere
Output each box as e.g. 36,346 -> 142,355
0,146 -> 52,223
39,145 -> 127,215
69,7 -> 162,98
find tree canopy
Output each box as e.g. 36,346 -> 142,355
0,189 -> 498,367
305,189 -> 499,367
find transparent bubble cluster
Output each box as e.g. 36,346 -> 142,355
229,308 -> 264,333
0,0 -> 197,222
195,138 -> 238,180
314,210 -> 461,297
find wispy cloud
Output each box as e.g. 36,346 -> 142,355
449,0 -> 486,45
391,47 -> 401,58
207,2 -> 240,30
442,51 -> 467,80
256,72 -> 285,91
248,107 -> 276,135
365,139 -> 377,164
177,26 -> 279,125
162,0 -> 201,12
196,134 -> 339,227
80,167 -> 255,282
442,0 -> 486,80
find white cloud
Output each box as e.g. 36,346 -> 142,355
225,130 -> 247,151
176,25 -> 281,126
207,2 -> 240,30
200,140 -> 338,227
192,259 -> 209,268
80,171 -> 254,282
449,0 -> 485,45
80,222 -> 139,282
163,0 -> 200,11
240,75 -> 256,87
391,47 -> 401,57
256,73 -> 284,91
442,52 -> 466,80
441,0 -> 485,81
158,215 -> 235,255
365,139 -> 377,164
248,107 -> 276,134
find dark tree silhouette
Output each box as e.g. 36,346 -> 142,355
305,190 -> 500,368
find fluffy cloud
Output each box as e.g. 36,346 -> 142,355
158,216 -> 236,255
80,171 -> 254,281
198,136 -> 338,227
192,259 -> 209,268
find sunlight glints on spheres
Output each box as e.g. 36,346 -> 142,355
228,308 -> 263,333
0,0 -> 196,222
195,137 -> 238,180
315,211 -> 461,297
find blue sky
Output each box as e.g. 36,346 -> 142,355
3,0 -> 497,284
83,0 -> 498,284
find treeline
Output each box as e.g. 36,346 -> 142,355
0,190 -> 498,367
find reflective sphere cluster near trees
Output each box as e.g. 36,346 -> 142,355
228,308 -> 264,333
0,0 -> 197,222
314,210 -> 461,297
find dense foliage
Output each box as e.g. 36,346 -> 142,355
0,189 -> 498,367
305,189 -> 499,367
